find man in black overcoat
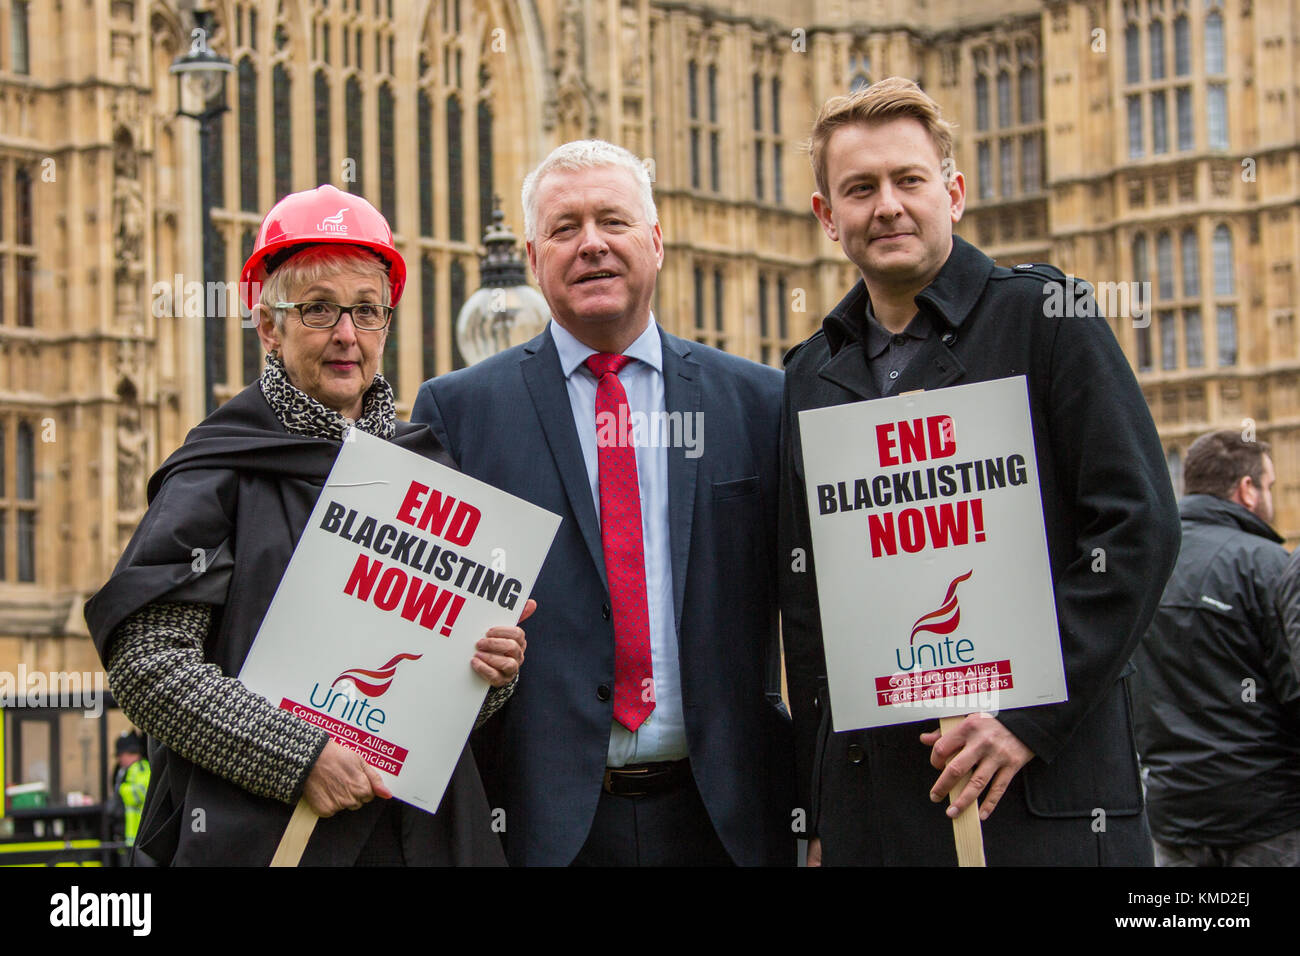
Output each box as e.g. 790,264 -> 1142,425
780,77 -> 1181,865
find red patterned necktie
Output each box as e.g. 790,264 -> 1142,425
584,352 -> 655,732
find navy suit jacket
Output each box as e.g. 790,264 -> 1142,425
412,324 -> 796,866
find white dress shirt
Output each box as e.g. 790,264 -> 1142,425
549,317 -> 689,766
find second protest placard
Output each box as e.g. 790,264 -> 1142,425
239,429 -> 561,814
798,375 -> 1066,732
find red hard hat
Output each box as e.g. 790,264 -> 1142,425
239,184 -> 406,310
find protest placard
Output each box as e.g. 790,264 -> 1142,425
798,376 -> 1066,734
240,429 -> 561,816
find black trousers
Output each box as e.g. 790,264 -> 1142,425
572,765 -> 734,867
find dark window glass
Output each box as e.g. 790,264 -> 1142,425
977,142 -> 992,199
273,65 -> 292,200
239,59 -> 259,213
17,510 -> 33,582
773,143 -> 783,204
1212,225 -> 1234,296
688,61 -> 698,120
1018,67 -> 1037,123
477,94 -> 494,236
1132,234 -> 1150,283
16,166 -> 32,245
1174,17 -> 1191,75
771,77 -> 781,134
1216,305 -> 1236,366
717,269 -> 728,335
12,1 -> 30,75
1151,89 -> 1168,154
16,421 -> 34,498
758,274 -> 769,338
1136,323 -> 1153,371
315,70 -> 331,185
752,74 -> 762,130
1176,86 -> 1194,151
710,131 -> 720,193
777,276 -> 788,339
1207,84 -> 1228,149
996,71 -> 1011,126
1021,134 -> 1041,192
1159,310 -> 1177,370
1127,95 -> 1143,158
383,312 -> 400,398
449,259 -> 467,369
1205,12 -> 1225,74
1125,23 -> 1141,84
241,230 -> 260,383
1184,308 -> 1204,367
1149,21 -> 1166,80
447,96 -> 464,241
345,76 -> 364,191
755,141 -> 764,200
693,266 -> 704,332
379,84 -> 396,224
421,256 -> 436,379
1181,228 -> 1200,297
16,256 -> 34,327
418,89 -> 434,236
999,137 -> 1014,197
690,130 -> 700,190
708,64 -> 718,123
1157,232 -> 1174,300
975,74 -> 989,131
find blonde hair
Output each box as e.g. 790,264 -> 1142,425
258,245 -> 391,331
808,77 -> 957,198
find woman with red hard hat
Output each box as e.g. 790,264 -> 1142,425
85,186 -> 528,865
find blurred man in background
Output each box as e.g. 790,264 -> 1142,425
1134,430 -> 1300,866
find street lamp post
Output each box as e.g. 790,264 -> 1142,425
455,200 -> 550,366
170,10 -> 233,415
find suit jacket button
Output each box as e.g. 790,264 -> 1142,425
597,684 -> 611,701
941,332 -> 956,346
601,603 -> 611,620
846,743 -> 865,764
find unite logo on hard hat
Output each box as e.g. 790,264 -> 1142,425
316,208 -> 350,233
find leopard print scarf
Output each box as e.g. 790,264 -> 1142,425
259,353 -> 396,442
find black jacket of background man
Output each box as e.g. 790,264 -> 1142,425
1135,493 -> 1300,847
779,235 -> 1181,865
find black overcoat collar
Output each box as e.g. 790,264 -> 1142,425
817,235 -> 993,400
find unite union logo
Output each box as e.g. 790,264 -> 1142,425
331,651 -> 422,698
895,570 -> 977,671
316,207 -> 349,233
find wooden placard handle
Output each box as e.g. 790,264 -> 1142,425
270,798 -> 319,867
939,715 -> 986,867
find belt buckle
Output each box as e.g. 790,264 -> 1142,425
604,765 -> 652,797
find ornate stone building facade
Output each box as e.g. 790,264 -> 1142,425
1,0 -> 1297,708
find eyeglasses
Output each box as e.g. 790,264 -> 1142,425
276,300 -> 393,331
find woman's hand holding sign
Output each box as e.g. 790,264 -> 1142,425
471,598 -> 536,688
303,739 -> 394,817
921,713 -> 1034,821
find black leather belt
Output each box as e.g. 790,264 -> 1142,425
603,759 -> 690,797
